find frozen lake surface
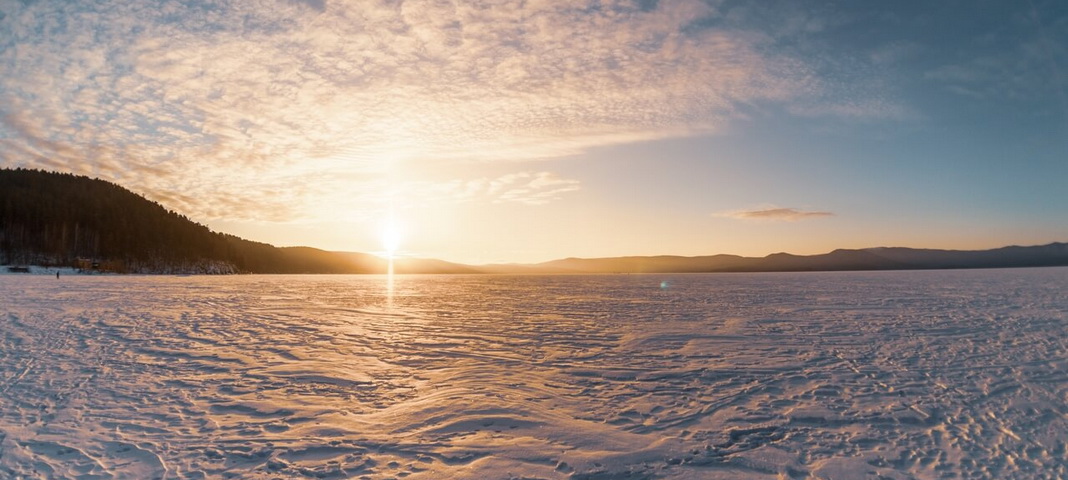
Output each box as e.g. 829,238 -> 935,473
2,269 -> 1067,479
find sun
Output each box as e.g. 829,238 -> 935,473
380,218 -> 403,257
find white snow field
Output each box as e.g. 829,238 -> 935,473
1,268 -> 1067,479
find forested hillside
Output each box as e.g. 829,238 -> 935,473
0,169 -> 380,273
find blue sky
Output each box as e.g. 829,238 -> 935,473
1,0 -> 1065,263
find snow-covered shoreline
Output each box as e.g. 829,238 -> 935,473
1,262 -> 237,275
0,266 -> 83,276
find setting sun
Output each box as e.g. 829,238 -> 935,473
380,217 -> 403,257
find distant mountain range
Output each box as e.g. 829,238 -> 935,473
2,168 -> 1066,274
493,243 -> 1068,274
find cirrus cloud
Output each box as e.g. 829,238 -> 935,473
0,0 -> 877,222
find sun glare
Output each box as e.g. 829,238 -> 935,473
380,218 -> 403,258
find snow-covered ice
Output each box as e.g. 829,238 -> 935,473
1,268 -> 1066,479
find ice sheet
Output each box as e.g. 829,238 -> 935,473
1,269 -> 1066,479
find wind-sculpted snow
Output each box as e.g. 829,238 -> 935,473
1,269 -> 1067,479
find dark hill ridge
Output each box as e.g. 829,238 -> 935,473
0,169 -> 376,273
498,243 -> 1068,273
2,168 -> 1066,274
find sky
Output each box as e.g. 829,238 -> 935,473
1,0 -> 1066,264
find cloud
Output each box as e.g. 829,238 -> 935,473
489,172 -> 582,206
917,4 -> 1068,105
787,99 -> 910,120
718,207 -> 834,222
405,171 -> 581,207
0,0 -> 879,222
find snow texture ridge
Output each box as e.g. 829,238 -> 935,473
0,269 -> 1066,479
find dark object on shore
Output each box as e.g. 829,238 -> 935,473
7,266 -> 30,273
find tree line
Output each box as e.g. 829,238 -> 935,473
0,168 -> 377,274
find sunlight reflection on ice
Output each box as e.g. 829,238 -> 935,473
386,256 -> 395,308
